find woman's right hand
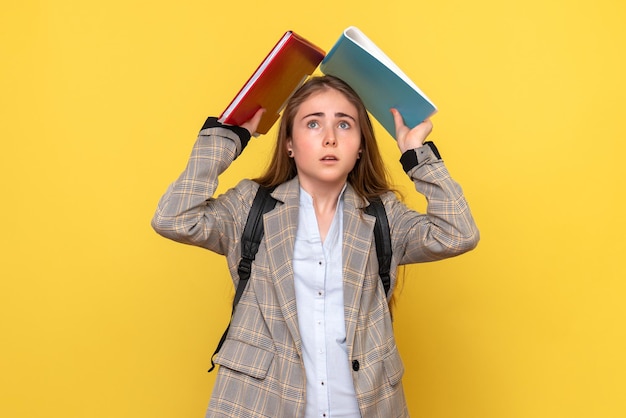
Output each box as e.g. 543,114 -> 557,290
241,108 -> 266,136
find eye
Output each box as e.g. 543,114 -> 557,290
338,120 -> 351,130
306,120 -> 319,129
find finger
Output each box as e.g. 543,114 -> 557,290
390,108 -> 407,140
248,107 -> 265,128
250,107 -> 265,125
390,108 -> 405,129
242,108 -> 266,135
419,119 -> 433,136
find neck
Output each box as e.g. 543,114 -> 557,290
300,180 -> 345,213
300,180 -> 346,243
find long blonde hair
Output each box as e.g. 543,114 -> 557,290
254,75 -> 394,201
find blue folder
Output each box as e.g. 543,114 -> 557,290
321,27 -> 437,139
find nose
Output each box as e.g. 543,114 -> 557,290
324,132 -> 337,147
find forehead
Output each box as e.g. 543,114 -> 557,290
296,88 -> 358,116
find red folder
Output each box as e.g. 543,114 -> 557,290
218,31 -> 325,135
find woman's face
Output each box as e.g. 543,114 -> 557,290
287,88 -> 362,190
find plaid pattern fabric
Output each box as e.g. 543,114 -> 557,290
152,126 -> 479,418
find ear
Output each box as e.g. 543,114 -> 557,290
286,139 -> 293,151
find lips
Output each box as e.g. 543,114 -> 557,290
321,155 -> 338,161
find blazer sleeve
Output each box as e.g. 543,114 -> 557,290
386,142 -> 480,264
151,124 -> 254,257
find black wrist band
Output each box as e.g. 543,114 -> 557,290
399,141 -> 442,173
201,117 -> 252,150
423,141 -> 441,159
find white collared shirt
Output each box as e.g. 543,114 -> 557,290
293,187 -> 361,418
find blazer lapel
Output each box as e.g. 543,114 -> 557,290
259,178 -> 303,355
341,186 -> 376,356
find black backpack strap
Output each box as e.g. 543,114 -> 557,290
364,197 -> 392,297
235,185 -> 277,307
208,185 -> 277,372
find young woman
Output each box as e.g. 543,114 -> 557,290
152,75 -> 479,417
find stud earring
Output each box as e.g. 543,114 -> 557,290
288,149 -> 294,157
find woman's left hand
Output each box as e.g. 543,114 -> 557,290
391,108 -> 433,153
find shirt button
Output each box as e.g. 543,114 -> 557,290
352,360 -> 360,371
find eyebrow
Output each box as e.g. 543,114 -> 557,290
302,112 -> 357,121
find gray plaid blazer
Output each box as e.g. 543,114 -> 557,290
152,125 -> 479,417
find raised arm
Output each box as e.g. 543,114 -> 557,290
386,109 -> 480,264
151,110 -> 265,254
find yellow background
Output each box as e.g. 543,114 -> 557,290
2,0 -> 625,417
